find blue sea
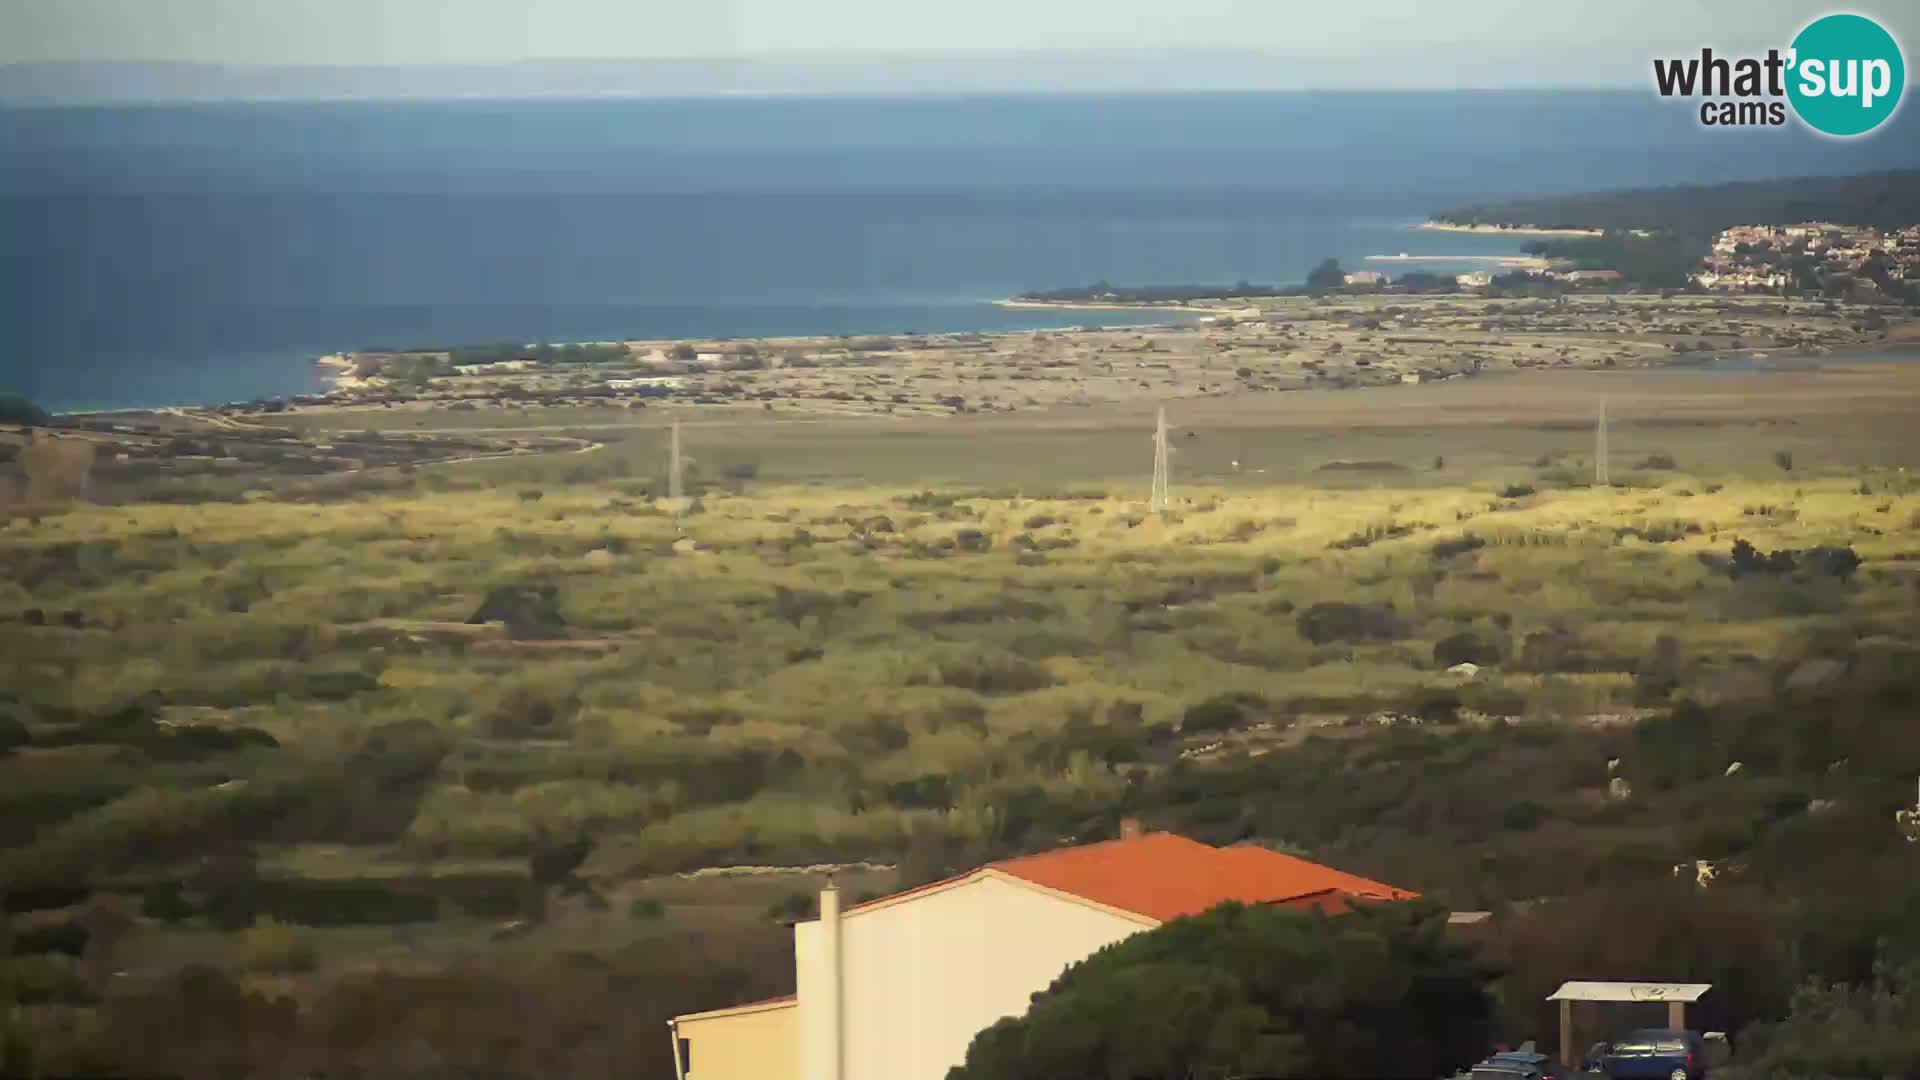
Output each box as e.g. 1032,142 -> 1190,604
5,91 -> 1919,413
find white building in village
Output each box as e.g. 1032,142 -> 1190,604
669,828 -> 1417,1080
452,359 -> 537,374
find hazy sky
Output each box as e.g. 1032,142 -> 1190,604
5,0 -> 1914,74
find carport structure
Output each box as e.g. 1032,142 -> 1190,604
1546,982 -> 1712,1069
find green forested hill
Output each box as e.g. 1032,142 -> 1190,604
1435,170 -> 1920,236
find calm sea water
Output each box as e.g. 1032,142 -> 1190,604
5,92 -> 1919,412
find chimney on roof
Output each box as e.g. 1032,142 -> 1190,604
818,881 -> 843,1080
1118,817 -> 1144,840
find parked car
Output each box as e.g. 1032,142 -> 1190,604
1594,1028 -> 1709,1080
1462,1043 -> 1563,1079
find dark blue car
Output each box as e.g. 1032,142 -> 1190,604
1465,1046 -> 1562,1079
1596,1028 -> 1709,1080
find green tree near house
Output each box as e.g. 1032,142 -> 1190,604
1739,952 -> 1920,1078
1,906 -> 33,1079
1306,258 -> 1347,293
0,396 -> 49,427
946,900 -> 1495,1080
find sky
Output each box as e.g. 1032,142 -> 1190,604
3,0 -> 1916,87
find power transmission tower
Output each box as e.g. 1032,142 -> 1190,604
1150,406 -> 1170,514
1594,398 -> 1610,488
669,418 -> 683,503
1900,776 -> 1920,844
667,418 -> 688,532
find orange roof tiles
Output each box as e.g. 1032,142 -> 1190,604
985,832 -> 1416,923
672,993 -> 797,1022
1213,843 -> 1418,902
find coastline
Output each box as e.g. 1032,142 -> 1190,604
1414,221 -> 1603,238
314,352 -> 371,392
45,295 -> 1914,419
1365,253 -> 1549,268
994,299 -> 1219,314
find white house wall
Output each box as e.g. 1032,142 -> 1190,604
796,915 -> 829,1080
796,875 -> 1149,1080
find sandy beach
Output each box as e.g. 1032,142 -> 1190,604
1365,253 -> 1550,268
314,352 -> 370,392
1414,221 -> 1603,238
242,292 -> 1904,428
993,299 -> 1216,314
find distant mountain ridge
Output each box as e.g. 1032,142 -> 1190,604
0,50 -> 1655,105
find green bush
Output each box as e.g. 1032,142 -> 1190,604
1296,602 -> 1405,645
1433,631 -> 1501,668
9,953 -> 95,1005
1182,695 -> 1253,734
141,882 -> 197,923
174,722 -> 283,755
1738,955 -> 1920,1077
948,901 -> 1493,1080
467,584 -> 567,634
236,917 -> 318,973
1457,682 -> 1528,717
1429,534 -> 1485,561
766,891 -> 817,923
431,873 -> 530,920
200,877 -> 442,929
483,685 -> 582,740
1329,522 -> 1417,550
2,886 -> 92,915
297,669 -> 382,702
1516,628 -> 1596,673
835,716 -> 912,757
884,774 -> 955,810
1632,634 -> 1684,704
629,897 -> 667,922
933,653 -> 1054,695
0,395 -> 51,426
0,772 -> 136,846
1406,687 -> 1464,725
1501,800 -> 1548,831
11,921 -> 88,958
0,713 -> 28,756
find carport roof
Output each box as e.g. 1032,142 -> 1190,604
1547,982 -> 1712,1003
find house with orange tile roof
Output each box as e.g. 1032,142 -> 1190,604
668,822 -> 1416,1080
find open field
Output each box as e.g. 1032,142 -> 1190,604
7,354 -> 1920,1074
288,362 -> 1920,487
24,359 -> 1920,509
187,293 -> 1914,433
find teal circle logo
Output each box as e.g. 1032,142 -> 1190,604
1787,13 -> 1905,136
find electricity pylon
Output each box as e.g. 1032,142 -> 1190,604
668,418 -> 688,531
1595,398 -> 1610,488
1150,406 -> 1170,514
669,419 -> 683,503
